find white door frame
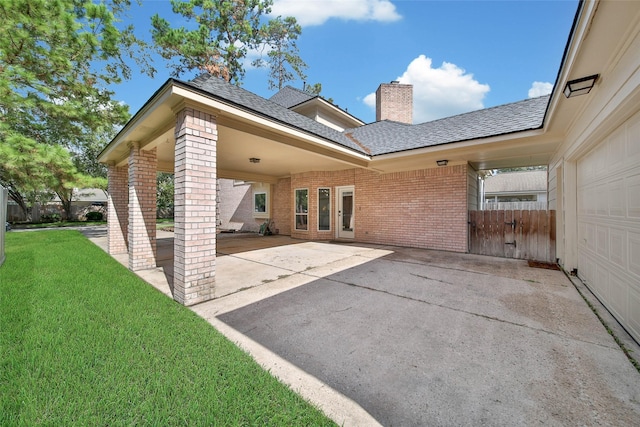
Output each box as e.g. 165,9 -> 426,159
336,186 -> 355,239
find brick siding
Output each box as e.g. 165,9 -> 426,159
173,106 -> 217,306
288,165 -> 469,252
376,83 -> 413,124
107,165 -> 128,254
128,145 -> 157,270
272,177 -> 292,235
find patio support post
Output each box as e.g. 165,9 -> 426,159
107,163 -> 128,254
173,106 -> 217,305
128,142 -> 157,271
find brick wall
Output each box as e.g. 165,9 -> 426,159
173,106 -> 217,306
128,146 -> 157,270
107,165 -> 128,254
287,165 -> 469,252
356,165 -> 468,252
376,83 -> 413,124
272,177 -> 292,235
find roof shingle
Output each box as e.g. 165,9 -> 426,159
182,75 -> 365,154
269,86 -> 315,108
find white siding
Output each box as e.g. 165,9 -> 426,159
467,165 -> 479,210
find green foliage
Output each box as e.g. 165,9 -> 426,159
305,82 -> 323,96
151,0 -> 276,84
0,0 -> 153,219
253,16 -> 306,90
85,211 -> 104,221
40,213 -> 61,223
495,166 -> 547,173
156,172 -> 174,215
0,231 -> 335,425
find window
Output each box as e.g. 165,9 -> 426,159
252,183 -> 270,219
254,192 -> 266,213
318,188 -> 330,231
295,188 -> 308,231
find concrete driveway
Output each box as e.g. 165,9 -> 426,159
83,228 -> 640,425
193,241 -> 640,427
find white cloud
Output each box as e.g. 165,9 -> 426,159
271,0 -> 401,26
363,92 -> 376,109
364,55 -> 490,123
528,81 -> 553,98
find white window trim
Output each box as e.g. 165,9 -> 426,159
251,188 -> 271,219
294,188 -> 309,232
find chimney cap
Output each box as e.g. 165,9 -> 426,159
390,80 -> 399,84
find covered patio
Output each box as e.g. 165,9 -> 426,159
98,76 -> 370,305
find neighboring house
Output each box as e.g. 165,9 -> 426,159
483,171 -> 548,210
98,1 -> 640,344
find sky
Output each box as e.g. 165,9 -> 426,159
111,0 -> 580,125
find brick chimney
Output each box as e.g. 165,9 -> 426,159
376,81 -> 413,124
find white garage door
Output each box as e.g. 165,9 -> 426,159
577,110 -> 640,343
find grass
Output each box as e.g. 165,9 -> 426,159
0,230 -> 335,426
11,220 -> 107,229
11,218 -> 175,230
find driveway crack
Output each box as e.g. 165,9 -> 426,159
322,276 -> 615,350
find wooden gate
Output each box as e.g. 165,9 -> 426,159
468,210 -> 556,262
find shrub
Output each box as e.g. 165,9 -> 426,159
41,213 -> 61,223
86,211 -> 104,221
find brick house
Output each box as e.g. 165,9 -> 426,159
99,1 -> 640,343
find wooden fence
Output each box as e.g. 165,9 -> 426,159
468,210 -> 556,263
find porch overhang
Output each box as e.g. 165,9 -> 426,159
98,79 -> 371,181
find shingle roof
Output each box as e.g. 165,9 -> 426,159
182,75 -> 365,154
346,95 -> 550,155
181,74 -> 550,158
269,86 -> 315,108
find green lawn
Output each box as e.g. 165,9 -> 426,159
11,220 -> 107,229
0,230 -> 335,426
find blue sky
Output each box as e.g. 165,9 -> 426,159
113,0 -> 579,124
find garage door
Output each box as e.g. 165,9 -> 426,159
577,110 -> 640,343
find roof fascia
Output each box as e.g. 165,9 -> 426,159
371,128 -> 547,160
98,78 -> 176,163
542,0 -> 591,129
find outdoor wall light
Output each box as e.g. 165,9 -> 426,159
563,74 -> 599,98
249,157 -> 260,163
436,160 -> 448,166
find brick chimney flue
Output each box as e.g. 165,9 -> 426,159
376,81 -> 413,124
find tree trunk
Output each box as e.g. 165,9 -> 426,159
8,188 -> 31,222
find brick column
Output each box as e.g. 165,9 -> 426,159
107,164 -> 128,254
173,106 -> 217,305
128,143 -> 157,271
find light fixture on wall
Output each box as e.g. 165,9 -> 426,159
563,74 -> 599,98
436,160 -> 448,166
249,157 -> 260,163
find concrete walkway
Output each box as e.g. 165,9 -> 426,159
82,227 -> 640,426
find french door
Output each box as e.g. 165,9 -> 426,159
336,186 -> 354,239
